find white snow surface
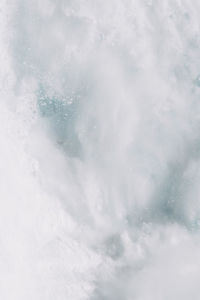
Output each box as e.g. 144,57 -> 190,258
1,0 -> 200,299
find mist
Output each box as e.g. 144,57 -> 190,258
1,0 -> 200,299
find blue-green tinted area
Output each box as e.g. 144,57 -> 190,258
37,85 -> 82,157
